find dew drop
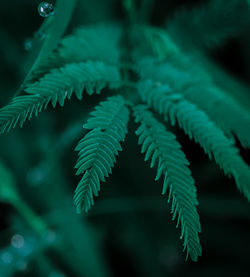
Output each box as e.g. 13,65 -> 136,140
39,32 -> 46,41
11,234 -> 25,249
1,252 -> 13,264
38,2 -> 54,18
34,30 -> 46,41
24,39 -> 33,51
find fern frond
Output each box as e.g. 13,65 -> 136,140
133,105 -> 201,261
131,26 -> 181,62
138,80 -> 250,201
0,95 -> 50,134
181,84 -> 250,148
25,61 -> 121,107
167,0 -> 249,49
0,61 -> 120,134
136,58 -> 250,148
31,24 -> 121,80
74,96 -> 130,213
132,27 -> 250,147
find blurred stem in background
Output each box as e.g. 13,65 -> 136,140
12,198 -> 47,237
0,160 -> 47,236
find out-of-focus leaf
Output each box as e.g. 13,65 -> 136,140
0,160 -> 19,204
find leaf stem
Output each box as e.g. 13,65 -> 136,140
13,198 -> 48,236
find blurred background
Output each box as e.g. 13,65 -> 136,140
0,0 -> 250,276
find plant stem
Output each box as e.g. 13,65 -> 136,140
123,0 -> 137,23
13,198 -> 47,236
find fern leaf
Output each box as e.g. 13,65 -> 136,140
74,96 -> 130,213
167,0 -> 249,49
136,58 -> 250,148
132,27 -> 250,147
0,61 -> 120,134
133,105 -> 201,261
25,61 -> 121,107
138,80 -> 250,201
179,84 -> 250,148
0,95 -> 50,134
31,24 -> 121,81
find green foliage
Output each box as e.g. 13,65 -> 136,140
167,0 -> 250,49
74,96 -> 130,213
0,95 -> 50,134
25,61 -> 121,106
133,105 -> 201,261
0,61 -> 120,133
1,0 -> 250,266
30,24 -> 121,81
137,80 -> 250,201
21,0 -> 78,90
133,28 -> 250,148
0,160 -> 19,204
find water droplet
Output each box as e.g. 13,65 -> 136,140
24,39 -> 32,51
11,234 -> 25,249
39,32 -> 46,41
1,252 -> 13,264
38,2 -> 54,18
34,29 -> 46,41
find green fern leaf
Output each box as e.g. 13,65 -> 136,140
167,0 -> 249,49
133,105 -> 201,261
0,95 -> 50,134
136,58 -> 250,148
132,27 -> 250,148
31,24 -> 121,81
25,61 -> 121,107
74,96 -> 130,213
0,61 -> 120,134
138,80 -> 250,200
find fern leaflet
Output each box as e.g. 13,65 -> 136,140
133,105 -> 201,261
136,57 -> 250,148
0,61 -> 120,134
25,61 -> 121,107
74,96 -> 130,213
167,0 -> 249,49
0,95 -> 50,134
31,24 -> 121,81
138,80 -> 250,201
